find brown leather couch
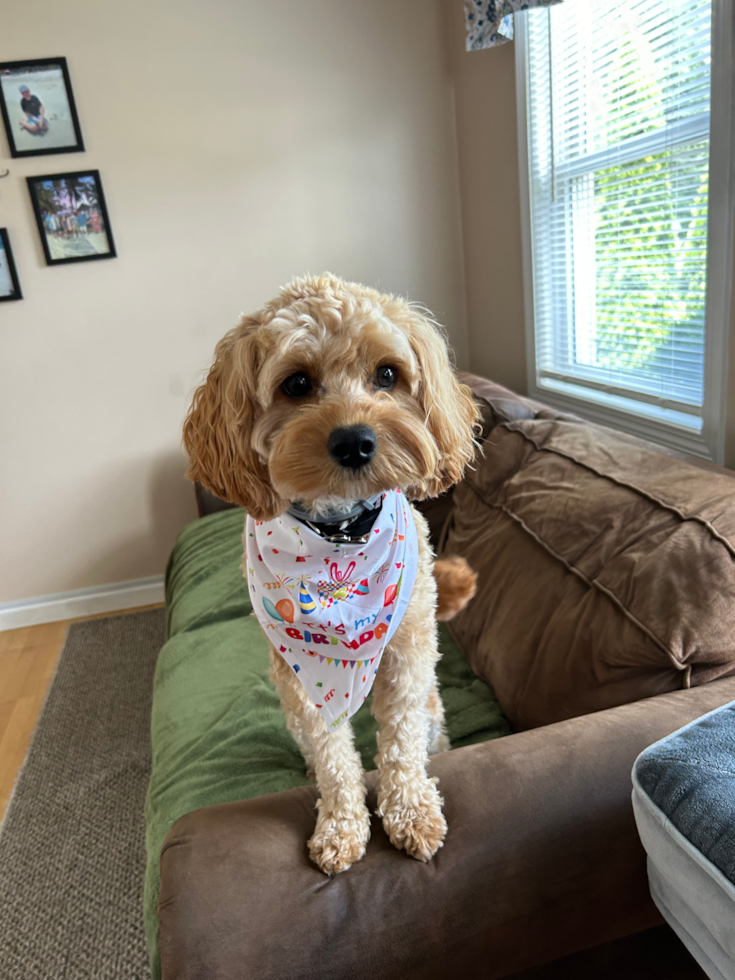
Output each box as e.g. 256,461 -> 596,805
159,374 -> 735,979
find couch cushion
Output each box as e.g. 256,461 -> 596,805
632,703 -> 735,980
442,416 -> 735,730
457,371 -> 577,437
415,374 -> 577,546
635,702 -> 735,884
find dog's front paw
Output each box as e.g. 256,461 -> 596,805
380,781 -> 447,862
308,807 -> 370,875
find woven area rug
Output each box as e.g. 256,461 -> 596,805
0,608 -> 165,980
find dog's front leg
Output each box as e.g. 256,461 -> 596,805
269,648 -> 370,874
372,516 -> 447,862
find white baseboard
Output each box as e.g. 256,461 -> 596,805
0,576 -> 165,631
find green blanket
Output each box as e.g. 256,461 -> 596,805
144,507 -> 511,979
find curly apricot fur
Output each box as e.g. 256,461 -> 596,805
183,274 -> 480,873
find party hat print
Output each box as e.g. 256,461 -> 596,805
299,580 -> 316,615
355,578 -> 370,595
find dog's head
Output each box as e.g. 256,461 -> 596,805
183,274 -> 479,520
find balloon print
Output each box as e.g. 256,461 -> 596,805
263,597 -> 285,622
275,598 -> 295,623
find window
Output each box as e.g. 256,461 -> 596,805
517,0 -> 734,460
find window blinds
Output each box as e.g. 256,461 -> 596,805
524,0 -> 712,426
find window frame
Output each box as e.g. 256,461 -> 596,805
515,0 -> 735,462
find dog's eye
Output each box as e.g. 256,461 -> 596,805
374,366 -> 398,390
281,372 -> 313,398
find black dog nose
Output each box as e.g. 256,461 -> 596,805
328,425 -> 377,469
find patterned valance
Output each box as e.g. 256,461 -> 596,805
465,0 -> 563,51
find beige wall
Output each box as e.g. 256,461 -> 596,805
447,0 -> 528,394
0,0 -> 468,604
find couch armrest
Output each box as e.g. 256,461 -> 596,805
158,678 -> 735,980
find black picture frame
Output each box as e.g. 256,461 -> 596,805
27,170 -> 117,266
0,57 -> 84,158
0,228 -> 22,301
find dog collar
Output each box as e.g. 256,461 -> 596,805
287,494 -> 384,543
287,493 -> 383,525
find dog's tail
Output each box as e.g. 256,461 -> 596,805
433,556 -> 477,622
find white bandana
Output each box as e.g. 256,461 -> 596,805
245,489 -> 418,731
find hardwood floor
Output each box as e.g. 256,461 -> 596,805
0,604 -> 163,821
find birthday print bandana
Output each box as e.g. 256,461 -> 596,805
245,489 -> 418,731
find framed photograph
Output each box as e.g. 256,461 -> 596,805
0,229 -> 22,301
0,58 -> 84,158
27,170 -> 116,265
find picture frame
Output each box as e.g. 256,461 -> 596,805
0,57 -> 84,158
0,228 -> 22,301
27,170 -> 116,266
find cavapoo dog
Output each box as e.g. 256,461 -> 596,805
183,273 -> 479,874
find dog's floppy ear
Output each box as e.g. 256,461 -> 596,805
182,321 -> 284,520
401,308 -> 480,499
